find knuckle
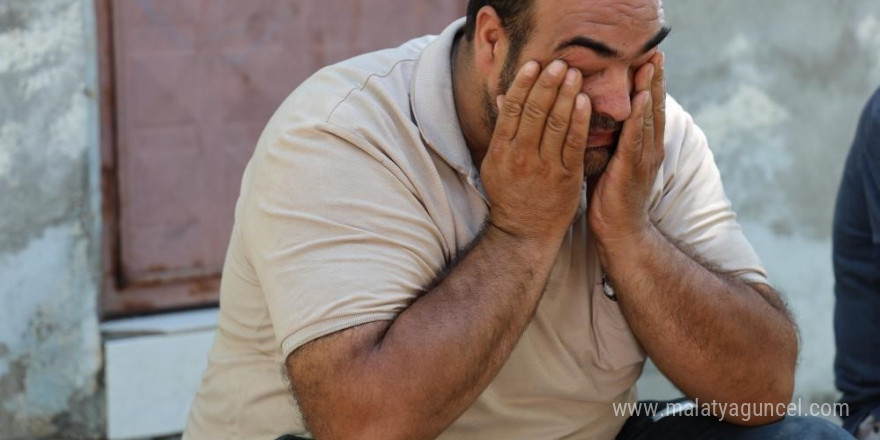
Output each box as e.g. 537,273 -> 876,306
490,138 -> 510,152
565,132 -> 586,150
522,101 -> 547,121
536,165 -> 552,179
657,100 -> 667,113
510,151 -> 529,169
502,99 -> 524,117
511,78 -> 533,95
558,167 -> 575,179
546,113 -> 569,133
632,129 -> 644,145
655,70 -> 665,83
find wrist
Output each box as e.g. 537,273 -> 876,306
594,222 -> 659,269
484,221 -> 562,264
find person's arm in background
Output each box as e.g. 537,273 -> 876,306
588,52 -> 798,425
833,86 -> 880,435
287,60 -> 593,440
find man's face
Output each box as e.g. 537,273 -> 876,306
483,0 -> 668,178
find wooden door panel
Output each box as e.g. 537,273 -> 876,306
101,0 -> 467,316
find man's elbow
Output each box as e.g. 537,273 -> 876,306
307,409 -> 443,440
722,370 -> 795,427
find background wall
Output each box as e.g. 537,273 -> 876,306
0,0 -> 104,438
659,0 -> 880,403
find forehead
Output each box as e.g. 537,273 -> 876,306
530,0 -> 665,55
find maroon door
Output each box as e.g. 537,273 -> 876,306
101,0 -> 466,316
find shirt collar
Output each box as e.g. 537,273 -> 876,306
410,18 -> 476,178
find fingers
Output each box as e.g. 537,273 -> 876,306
562,93 -> 591,172
617,90 -> 650,162
641,65 -> 655,164
617,63 -> 654,162
641,91 -> 654,165
541,67 -> 583,163
493,61 -> 540,147
514,59 -> 569,157
651,52 -> 666,155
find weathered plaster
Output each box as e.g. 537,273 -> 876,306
0,0 -> 103,438
0,0 -> 96,256
665,0 -> 880,403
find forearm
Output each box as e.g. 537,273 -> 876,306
598,224 -> 797,423
300,225 -> 560,440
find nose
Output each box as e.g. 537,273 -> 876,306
583,67 -> 633,123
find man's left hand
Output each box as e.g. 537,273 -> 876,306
589,52 -> 666,245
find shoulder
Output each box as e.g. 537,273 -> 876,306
661,94 -> 712,175
278,35 -> 434,128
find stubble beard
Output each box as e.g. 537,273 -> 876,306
482,53 -> 617,179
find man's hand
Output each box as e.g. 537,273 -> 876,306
483,59 -> 591,245
588,52 -> 666,244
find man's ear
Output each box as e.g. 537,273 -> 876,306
472,6 -> 507,77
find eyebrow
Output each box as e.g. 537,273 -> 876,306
556,26 -> 672,59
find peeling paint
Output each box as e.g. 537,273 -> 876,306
0,0 -> 92,258
0,222 -> 102,438
49,92 -> 90,161
0,0 -> 103,438
0,2 -> 82,77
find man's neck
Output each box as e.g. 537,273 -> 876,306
451,36 -> 492,171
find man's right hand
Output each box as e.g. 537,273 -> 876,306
481,59 -> 592,245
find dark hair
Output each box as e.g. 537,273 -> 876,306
464,0 -> 535,65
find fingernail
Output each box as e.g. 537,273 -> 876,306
565,68 -> 578,86
496,94 -> 505,110
576,93 -> 588,110
521,61 -> 539,77
548,59 -> 566,76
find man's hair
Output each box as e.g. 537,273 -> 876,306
464,0 -> 535,66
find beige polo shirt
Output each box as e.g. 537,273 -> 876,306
184,18 -> 768,440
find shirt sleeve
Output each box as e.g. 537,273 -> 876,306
241,119 -> 448,359
649,96 -> 770,285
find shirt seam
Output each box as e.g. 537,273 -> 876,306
325,57 -> 418,124
281,312 -> 398,358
